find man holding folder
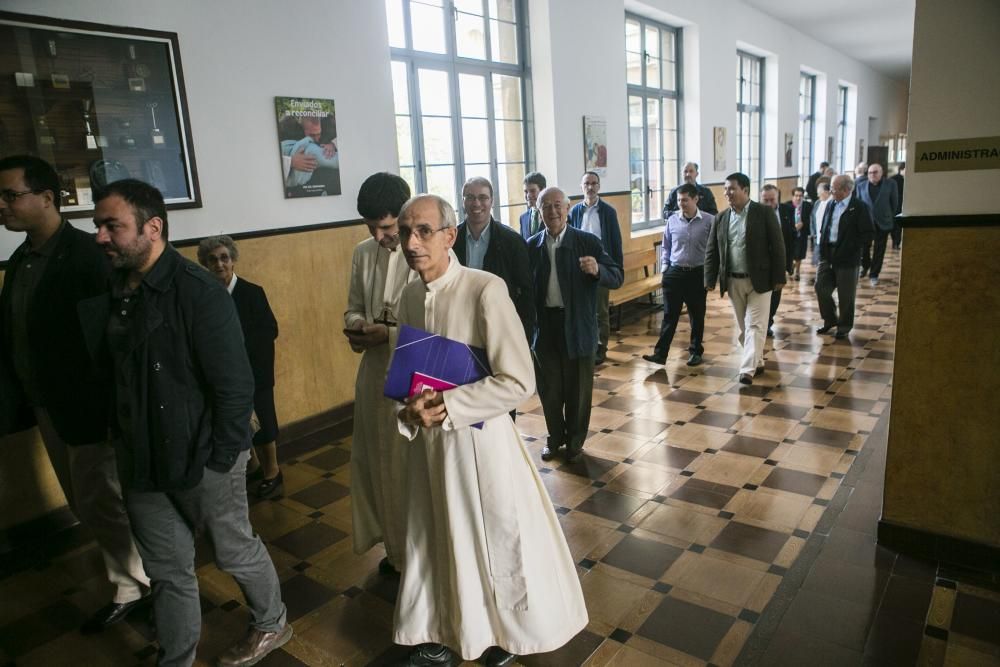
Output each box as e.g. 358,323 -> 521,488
390,194 -> 587,667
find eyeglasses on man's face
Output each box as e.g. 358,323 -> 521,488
0,189 -> 41,204
462,194 -> 492,204
398,224 -> 449,242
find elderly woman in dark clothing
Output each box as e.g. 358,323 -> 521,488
197,236 -> 282,497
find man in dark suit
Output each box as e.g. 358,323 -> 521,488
889,162 -> 905,249
0,155 -> 151,634
663,162 -> 719,217
815,175 -> 874,339
805,161 -> 829,201
529,186 -> 623,463
783,186 -> 813,280
455,177 -> 535,340
856,163 -> 899,286
568,171 -> 623,363
197,236 -> 282,498
519,171 -> 546,241
761,185 -> 794,338
704,172 -> 786,385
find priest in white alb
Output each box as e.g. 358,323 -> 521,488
343,172 -> 416,575
391,194 -> 588,667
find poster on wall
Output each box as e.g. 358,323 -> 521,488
583,116 -> 607,175
784,133 -> 794,167
713,127 -> 726,171
275,96 -> 341,198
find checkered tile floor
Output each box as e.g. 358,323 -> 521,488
2,248 -> 998,666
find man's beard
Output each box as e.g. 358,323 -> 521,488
109,235 -> 153,270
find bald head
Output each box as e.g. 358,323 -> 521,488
831,174 -> 854,201
538,186 -> 569,235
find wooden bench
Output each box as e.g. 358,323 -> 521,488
609,245 -> 661,331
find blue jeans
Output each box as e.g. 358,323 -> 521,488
125,450 -> 285,666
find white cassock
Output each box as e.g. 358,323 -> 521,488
345,238 -> 417,567
393,258 -> 588,660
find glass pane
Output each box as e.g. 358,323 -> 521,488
664,159 -> 678,194
495,120 -> 524,162
489,0 -> 516,22
422,116 -> 454,163
426,165 -> 456,207
646,98 -> 660,164
418,68 -> 451,116
492,74 -> 522,119
498,205 -> 518,228
411,2 -> 447,54
387,0 -> 406,48
629,96 -> 645,225
459,73 -> 487,117
661,30 -> 675,62
662,98 -> 676,131
391,61 -> 410,114
461,118 -> 490,162
396,116 -> 414,165
498,162 -> 525,208
661,57 -> 675,90
625,19 -> 641,52
490,19 -> 518,64
456,12 -> 486,60
626,49 -> 642,86
455,0 -> 482,13
645,26 -> 659,87
663,129 -> 677,173
399,166 -> 416,194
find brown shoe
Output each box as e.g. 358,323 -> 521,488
217,625 -> 293,666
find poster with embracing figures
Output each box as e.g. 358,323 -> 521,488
275,96 -> 341,198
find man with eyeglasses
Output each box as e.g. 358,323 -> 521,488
455,177 -> 534,341
392,194 -> 588,667
529,186 -> 623,463
0,155 -> 151,633
343,172 -> 416,578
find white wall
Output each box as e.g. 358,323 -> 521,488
0,0 -> 399,258
533,0 -> 909,196
904,0 -> 1000,215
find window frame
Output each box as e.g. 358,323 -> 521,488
625,12 -> 683,232
798,72 -> 816,186
736,50 -> 764,199
836,84 -> 849,173
388,0 -> 532,225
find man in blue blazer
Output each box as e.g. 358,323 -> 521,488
568,171 -> 623,363
856,163 -> 898,286
529,187 -> 623,463
519,171 -> 547,241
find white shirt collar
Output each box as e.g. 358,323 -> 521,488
227,273 -> 238,294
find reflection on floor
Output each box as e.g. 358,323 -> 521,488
1,249 -> 998,666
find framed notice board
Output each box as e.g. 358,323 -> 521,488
0,11 -> 200,215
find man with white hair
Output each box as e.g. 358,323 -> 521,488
391,194 -> 587,667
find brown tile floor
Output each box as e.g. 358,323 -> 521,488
2,248 -> 999,666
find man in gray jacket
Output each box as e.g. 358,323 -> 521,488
856,163 -> 898,286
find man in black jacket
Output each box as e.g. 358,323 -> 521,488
455,176 -> 535,341
761,184 -> 794,338
815,175 -> 875,339
0,155 -> 150,634
83,180 -> 289,667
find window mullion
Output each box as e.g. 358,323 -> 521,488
484,71 -> 500,220
407,59 -> 428,192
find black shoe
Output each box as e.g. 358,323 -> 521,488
378,557 -> 400,577
766,329 -> 774,338
595,345 -> 608,364
565,448 -> 583,464
482,646 -> 517,667
642,353 -> 667,364
754,365 -> 765,377
859,268 -> 869,278
246,465 -> 265,483
686,354 -> 703,367
738,373 -> 753,385
256,471 -> 284,499
81,596 -> 152,634
398,643 -> 457,667
834,330 -> 850,340
816,324 -> 836,335
541,445 -> 558,462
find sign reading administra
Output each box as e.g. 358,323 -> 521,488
913,136 -> 1000,173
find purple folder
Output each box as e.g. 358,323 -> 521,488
384,325 -> 493,402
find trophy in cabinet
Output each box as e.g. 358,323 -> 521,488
118,118 -> 137,149
148,102 -> 165,147
36,115 -> 56,147
83,99 -> 107,149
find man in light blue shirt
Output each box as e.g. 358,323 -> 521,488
642,183 -> 713,366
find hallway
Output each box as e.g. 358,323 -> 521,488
1,248 -> 997,666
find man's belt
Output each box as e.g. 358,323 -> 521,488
729,272 -> 750,278
668,265 -> 704,272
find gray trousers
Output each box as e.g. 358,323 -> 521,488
815,261 -> 859,334
125,449 -> 285,667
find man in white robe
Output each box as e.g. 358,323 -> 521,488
391,194 -> 588,667
344,172 -> 416,574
